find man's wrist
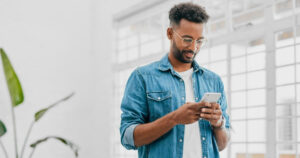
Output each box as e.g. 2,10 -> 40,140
168,111 -> 178,126
212,116 -> 225,130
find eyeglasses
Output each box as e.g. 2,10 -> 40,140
173,30 -> 207,47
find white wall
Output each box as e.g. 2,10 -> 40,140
0,0 -> 118,157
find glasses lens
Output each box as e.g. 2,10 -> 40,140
183,38 -> 193,44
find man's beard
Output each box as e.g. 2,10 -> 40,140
172,41 -> 198,63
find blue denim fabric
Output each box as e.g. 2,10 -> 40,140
120,54 -> 230,158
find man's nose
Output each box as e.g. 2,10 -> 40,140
188,41 -> 198,52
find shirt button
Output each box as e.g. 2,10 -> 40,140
182,97 -> 184,100
180,79 -> 183,82
204,157 -> 207,158
195,97 -> 198,100
179,139 -> 183,142
202,137 -> 206,141
157,97 -> 161,100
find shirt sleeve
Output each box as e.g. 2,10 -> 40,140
217,77 -> 231,129
120,69 -> 148,150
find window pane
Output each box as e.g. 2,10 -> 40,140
233,9 -> 264,28
297,84 -> 300,102
231,91 -> 246,108
231,0 -> 243,14
118,39 -> 127,51
222,76 -> 228,91
231,74 -> 246,91
140,39 -> 162,56
247,53 -> 265,71
127,47 -> 139,61
277,118 -> 297,142
231,144 -> 246,158
248,119 -> 266,142
210,61 -> 227,76
297,64 -> 300,82
231,43 -> 246,57
276,65 -> 295,85
209,20 -> 226,34
298,119 -> 300,142
247,107 -> 266,119
248,144 -> 266,156
276,104 -> 296,117
231,109 -> 246,120
296,45 -> 300,62
197,49 -> 209,64
276,46 -> 295,66
118,26 -> 131,39
118,50 -> 127,63
247,70 -> 266,89
231,57 -> 246,74
219,147 -> 228,158
210,44 -> 227,61
275,28 -> 294,47
231,121 -> 246,142
127,35 -> 138,47
247,89 -> 266,106
139,14 -> 162,43
296,26 -> 300,44
297,103 -> 300,116
164,38 -> 170,52
274,0 -> 293,19
277,85 -> 296,104
277,144 -> 296,157
247,38 -> 266,54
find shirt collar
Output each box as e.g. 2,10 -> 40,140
158,53 -> 204,75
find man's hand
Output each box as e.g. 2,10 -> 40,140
172,102 -> 209,125
200,102 -> 223,128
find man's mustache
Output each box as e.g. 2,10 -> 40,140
182,50 -> 195,54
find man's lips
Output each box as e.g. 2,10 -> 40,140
183,51 -> 194,58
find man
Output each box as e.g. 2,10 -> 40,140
120,2 -> 230,158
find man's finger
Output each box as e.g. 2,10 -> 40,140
211,103 -> 220,109
201,113 -> 221,120
201,108 -> 222,114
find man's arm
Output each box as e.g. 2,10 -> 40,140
200,103 -> 230,151
213,126 -> 230,151
133,111 -> 177,147
133,102 -> 206,147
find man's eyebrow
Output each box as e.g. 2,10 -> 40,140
182,35 -> 205,39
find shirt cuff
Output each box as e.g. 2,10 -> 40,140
122,124 -> 138,147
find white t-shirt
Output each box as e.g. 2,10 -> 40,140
177,68 -> 202,158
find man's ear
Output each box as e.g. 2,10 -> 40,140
167,28 -> 172,40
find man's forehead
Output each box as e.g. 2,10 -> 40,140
177,19 -> 204,29
175,19 -> 204,38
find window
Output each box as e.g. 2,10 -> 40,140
113,0 -> 300,157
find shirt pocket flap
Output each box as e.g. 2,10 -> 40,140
147,91 -> 172,101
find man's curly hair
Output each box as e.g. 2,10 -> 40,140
169,2 -> 209,26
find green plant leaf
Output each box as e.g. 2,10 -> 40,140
30,136 -> 79,157
0,48 -> 24,107
34,92 -> 75,122
0,120 -> 7,137
34,108 -> 47,122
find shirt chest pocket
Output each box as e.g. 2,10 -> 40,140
147,91 -> 172,121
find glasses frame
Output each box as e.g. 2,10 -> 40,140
172,30 -> 207,48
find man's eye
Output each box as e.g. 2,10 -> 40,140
196,40 -> 203,44
183,38 -> 193,43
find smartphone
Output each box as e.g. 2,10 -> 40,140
200,93 -> 221,103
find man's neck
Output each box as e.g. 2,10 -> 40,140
168,53 -> 192,72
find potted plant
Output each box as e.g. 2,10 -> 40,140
0,48 -> 79,158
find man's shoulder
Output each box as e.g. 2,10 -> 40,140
135,60 -> 161,75
200,66 -> 222,80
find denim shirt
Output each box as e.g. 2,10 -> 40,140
120,54 -> 230,158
